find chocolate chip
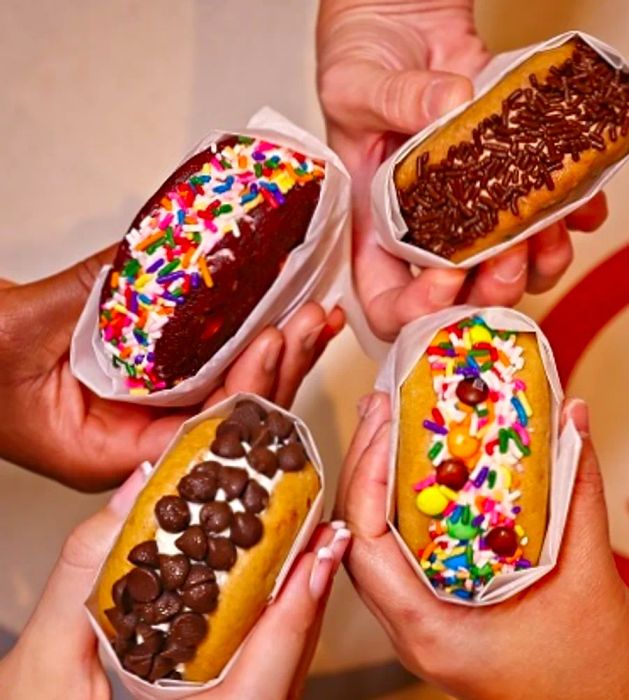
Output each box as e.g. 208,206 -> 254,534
231,403 -> 264,432
235,399 -> 267,420
206,536 -> 237,570
246,446 -> 278,477
128,540 -> 159,568
155,495 -> 190,533
112,575 -> 132,612
211,431 -> 245,459
200,501 -> 233,534
161,639 -> 197,664
182,582 -> 219,613
105,607 -> 137,640
177,472 -> 217,503
266,410 -> 293,440
149,653 -> 178,682
191,460 -> 221,479
184,563 -> 216,589
133,602 -> 157,624
152,591 -> 183,623
175,525 -> 208,561
216,418 -> 250,443
112,635 -> 133,658
159,554 -> 190,591
135,623 -> 165,653
456,377 -> 489,406
170,612 -> 208,646
127,567 -> 162,603
230,512 -> 263,549
218,467 -> 248,500
123,646 -> 154,679
250,423 -> 273,447
242,481 -> 269,513
277,443 -> 307,472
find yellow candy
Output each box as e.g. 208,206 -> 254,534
470,325 -> 492,344
447,426 -> 480,459
416,486 -> 449,516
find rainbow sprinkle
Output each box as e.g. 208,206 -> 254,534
415,316 -> 534,599
99,136 -> 325,392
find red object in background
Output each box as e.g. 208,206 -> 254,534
540,242 -> 629,586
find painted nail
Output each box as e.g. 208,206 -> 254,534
263,336 -> 284,374
302,323 -> 326,352
493,253 -> 527,284
330,527 -> 352,559
330,520 -> 346,530
567,398 -> 589,437
108,468 -> 146,518
309,546 -> 335,600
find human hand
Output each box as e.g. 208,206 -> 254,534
317,0 -> 608,340
337,393 -> 629,700
0,468 -> 351,700
0,248 -> 344,491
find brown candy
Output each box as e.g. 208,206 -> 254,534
241,480 -> 269,513
112,575 -> 132,612
105,607 -> 138,640
161,639 -> 197,663
200,501 -> 234,534
127,567 -> 162,603
235,399 -> 267,420
211,431 -> 245,459
177,472 -> 217,503
175,525 -> 208,561
456,377 -> 489,406
436,459 -> 469,491
155,496 -> 190,533
184,563 -> 216,589
231,403 -> 264,432
133,602 -> 157,624
170,612 -> 208,646
135,623 -> 165,653
159,554 -> 190,591
113,635 -> 133,658
230,512 -> 263,549
246,446 -> 278,477
277,443 -> 306,472
250,423 -> 273,447
128,540 -> 160,568
149,653 -> 178,682
152,591 -> 183,623
266,410 -> 293,440
218,467 -> 249,500
216,418 -> 250,443
207,536 -> 237,571
191,460 -> 221,479
123,646 -> 154,679
182,582 -> 219,614
486,526 -> 518,557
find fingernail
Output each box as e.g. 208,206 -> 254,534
423,77 -> 470,120
357,393 -> 380,420
331,520 -> 346,530
428,274 -> 463,307
330,527 -> 352,559
567,398 -> 590,437
263,336 -> 284,374
108,468 -> 146,518
309,546 -> 335,600
492,253 -> 527,284
302,323 -> 326,352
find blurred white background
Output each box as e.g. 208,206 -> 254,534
1,2 -> 627,698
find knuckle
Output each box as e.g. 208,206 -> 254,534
61,521 -> 99,571
73,256 -> 103,298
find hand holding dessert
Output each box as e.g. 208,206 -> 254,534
317,0 -> 611,340
336,393 -> 629,700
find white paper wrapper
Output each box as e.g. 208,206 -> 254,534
371,31 -> 629,270
71,107 -> 351,407
85,392 -> 324,698
376,306 -> 582,606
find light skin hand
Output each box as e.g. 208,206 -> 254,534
0,248 -> 344,491
337,392 -> 629,700
0,469 -> 351,700
317,0 -> 608,340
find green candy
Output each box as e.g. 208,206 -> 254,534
447,519 -> 479,540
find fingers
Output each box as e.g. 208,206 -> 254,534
565,192 -> 608,232
273,303 -> 346,408
12,469 -> 144,666
335,392 -> 390,520
526,222 -> 574,294
465,242 -> 528,306
215,524 -> 351,700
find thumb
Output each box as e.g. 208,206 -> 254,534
12,468 -> 145,666
332,64 -> 472,135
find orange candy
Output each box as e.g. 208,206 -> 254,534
447,425 -> 480,460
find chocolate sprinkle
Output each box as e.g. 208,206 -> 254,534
399,40 -> 629,258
